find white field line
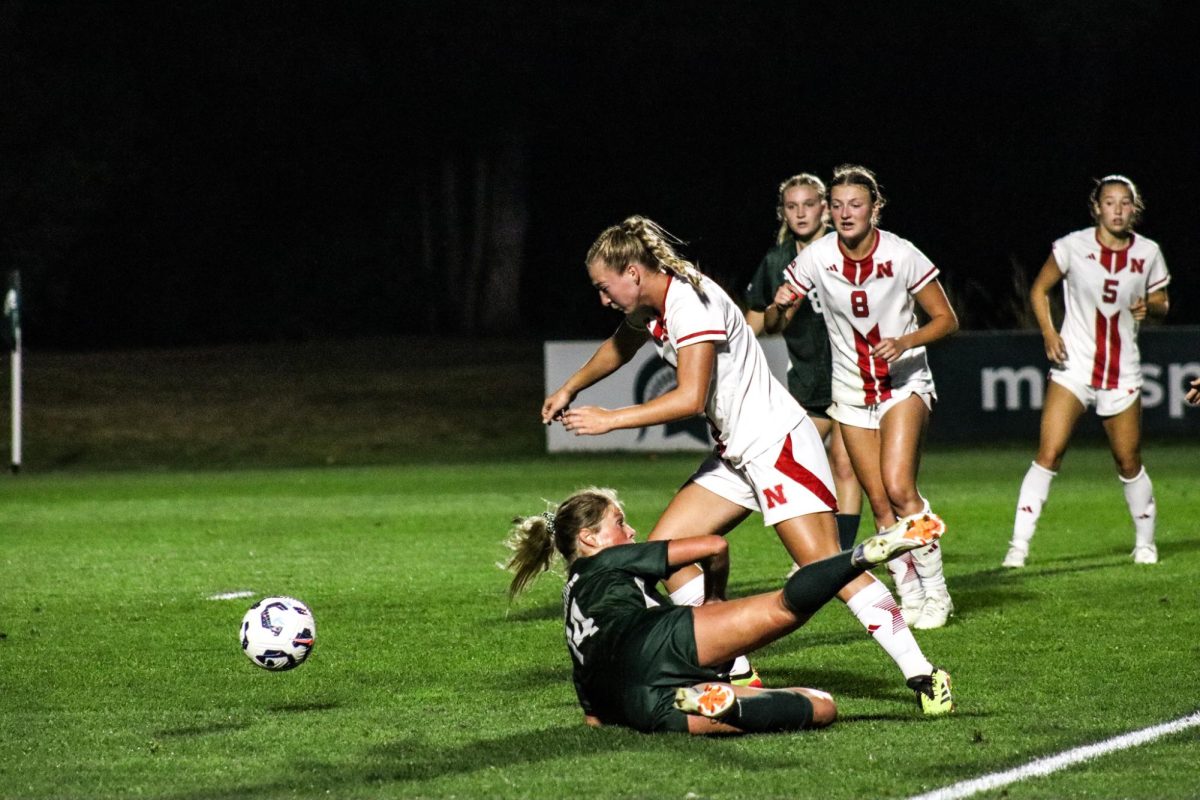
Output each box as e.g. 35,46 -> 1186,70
207,590 -> 255,600
906,710 -> 1200,800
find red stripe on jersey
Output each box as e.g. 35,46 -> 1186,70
677,329 -> 726,344
1105,311 -> 1121,388
775,434 -> 838,512
908,265 -> 938,292
853,325 -> 892,404
1091,312 -> 1108,388
1099,247 -> 1113,273
842,256 -> 874,286
1114,248 -> 1128,273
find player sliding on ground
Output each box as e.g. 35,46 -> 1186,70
504,487 -> 950,734
543,215 -> 953,712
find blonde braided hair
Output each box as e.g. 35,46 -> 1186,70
586,215 -> 705,292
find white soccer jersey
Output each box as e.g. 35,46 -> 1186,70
639,273 -> 804,467
1051,228 -> 1170,390
784,229 -> 939,407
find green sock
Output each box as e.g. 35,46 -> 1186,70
782,550 -> 862,615
836,513 -> 861,550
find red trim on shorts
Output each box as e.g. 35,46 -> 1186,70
774,434 -> 838,512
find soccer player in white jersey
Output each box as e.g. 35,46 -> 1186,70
766,165 -> 959,630
1003,175 -> 1170,568
543,215 -> 954,715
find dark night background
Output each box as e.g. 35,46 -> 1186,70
3,1 -> 1198,349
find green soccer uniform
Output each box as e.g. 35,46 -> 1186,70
563,541 -> 723,733
744,236 -> 834,414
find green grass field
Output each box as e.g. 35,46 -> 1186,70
3,442 -> 1199,799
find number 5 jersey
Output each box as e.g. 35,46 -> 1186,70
1049,228 -> 1170,391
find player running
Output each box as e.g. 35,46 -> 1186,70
503,486 -> 949,734
542,215 -> 953,713
744,173 -> 863,554
1002,175 -> 1170,568
767,165 -> 959,630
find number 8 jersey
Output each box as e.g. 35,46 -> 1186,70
784,229 -> 940,407
1050,228 -> 1170,391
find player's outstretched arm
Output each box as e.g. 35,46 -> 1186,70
542,324 -> 649,424
561,340 -> 715,435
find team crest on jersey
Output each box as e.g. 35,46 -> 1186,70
876,260 -> 893,277
1131,258 -> 1144,273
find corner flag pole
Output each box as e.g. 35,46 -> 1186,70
4,271 -> 20,474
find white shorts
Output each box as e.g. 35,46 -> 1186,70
828,391 -> 935,431
1049,371 -> 1141,417
689,417 -> 837,526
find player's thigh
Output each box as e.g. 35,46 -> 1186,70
838,424 -> 891,522
878,395 -> 929,514
808,415 -> 833,443
1037,381 -> 1086,468
648,481 -> 750,541
691,592 -> 800,667
1101,398 -> 1143,477
774,511 -> 839,565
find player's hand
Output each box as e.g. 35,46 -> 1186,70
1187,377 -> 1200,407
871,337 -> 907,363
773,284 -> 800,308
541,389 -> 574,425
1043,332 -> 1068,366
1130,297 -> 1148,321
561,406 -> 615,436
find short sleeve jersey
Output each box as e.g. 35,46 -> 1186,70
784,229 -> 939,407
639,273 -> 805,467
563,541 -> 673,720
744,237 -> 834,408
1050,228 -> 1171,390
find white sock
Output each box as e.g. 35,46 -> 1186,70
911,496 -> 948,596
1120,467 -> 1156,549
668,573 -> 706,607
1012,461 -> 1056,550
845,576 -> 933,680
885,553 -> 923,606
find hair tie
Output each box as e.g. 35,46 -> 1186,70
541,510 -> 557,535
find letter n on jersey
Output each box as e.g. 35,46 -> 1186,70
763,484 -> 788,509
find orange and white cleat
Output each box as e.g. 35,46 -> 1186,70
674,683 -> 737,718
853,513 -> 946,568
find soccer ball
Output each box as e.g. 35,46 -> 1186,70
240,596 -> 316,671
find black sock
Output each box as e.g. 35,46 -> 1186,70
781,550 -> 862,615
836,513 -> 861,550
724,689 -> 814,732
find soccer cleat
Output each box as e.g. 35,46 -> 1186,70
1002,544 -> 1028,568
852,513 -> 946,569
1132,544 -> 1158,565
907,667 -> 955,716
912,591 -> 954,630
674,683 -> 737,719
730,665 -> 763,688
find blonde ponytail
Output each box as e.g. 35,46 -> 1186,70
502,487 -> 624,600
